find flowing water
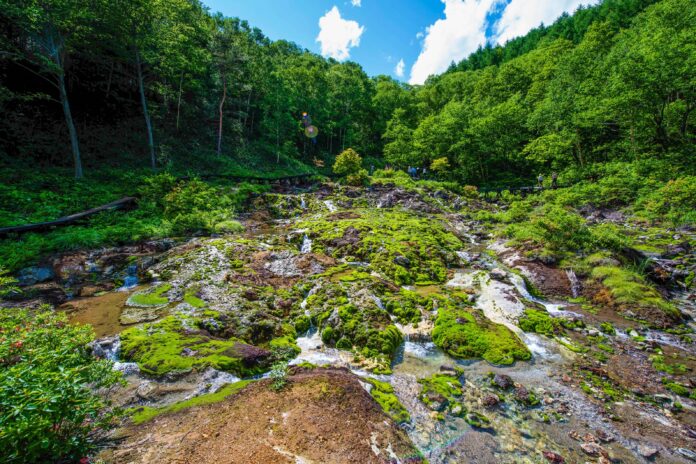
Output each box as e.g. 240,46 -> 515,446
62,193 -> 693,463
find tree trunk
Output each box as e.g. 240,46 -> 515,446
176,72 -> 184,131
55,55 -> 83,179
217,74 -> 227,156
135,48 -> 156,169
105,61 -> 114,99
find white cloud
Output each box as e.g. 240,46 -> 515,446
409,0 -> 601,84
395,59 -> 405,78
494,0 -> 600,44
317,6 -> 364,61
416,31 -> 424,39
351,0 -> 361,6
409,0 -> 496,85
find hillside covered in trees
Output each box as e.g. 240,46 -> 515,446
1,0 -> 693,183
0,1 -> 695,463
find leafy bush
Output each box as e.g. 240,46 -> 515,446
346,169 -> 369,186
269,361 -> 289,391
0,309 -> 122,463
430,157 -> 450,176
507,205 -> 592,253
138,172 -> 178,206
639,176 -> 696,225
214,220 -> 245,234
333,148 -> 363,176
0,267 -> 17,297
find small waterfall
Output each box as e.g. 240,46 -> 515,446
300,195 -> 307,210
119,264 -> 139,290
324,200 -> 337,212
565,268 -> 581,298
300,234 -> 312,254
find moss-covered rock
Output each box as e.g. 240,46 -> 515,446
298,209 -> 461,285
518,309 -> 562,336
128,283 -> 172,307
418,373 -> 465,416
363,378 -> 411,424
432,297 -> 531,365
591,266 -> 681,325
120,314 -> 272,377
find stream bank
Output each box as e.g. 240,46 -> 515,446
8,182 -> 696,463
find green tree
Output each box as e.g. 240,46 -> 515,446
1,0 -> 100,178
0,309 -> 122,462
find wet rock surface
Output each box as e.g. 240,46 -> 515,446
9,184 -> 696,464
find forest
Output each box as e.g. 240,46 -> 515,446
1,0 -> 692,183
0,0 -> 695,463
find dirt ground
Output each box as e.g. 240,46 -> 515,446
101,367 -> 424,464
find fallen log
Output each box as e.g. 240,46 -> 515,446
0,196 -> 137,237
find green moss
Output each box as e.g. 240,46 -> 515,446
518,309 -> 562,336
294,315 -> 311,335
650,354 -> 688,375
129,283 -> 172,306
363,378 -> 411,424
597,343 -> 614,353
662,380 -> 691,397
130,380 -> 253,424
385,290 -> 425,325
120,314 -> 269,377
184,292 -> 206,308
600,322 -> 616,335
465,411 -> 492,429
591,266 -> 680,319
419,373 -> 463,403
521,275 -> 543,299
432,298 -> 530,365
269,336 -> 301,360
298,209 -> 461,285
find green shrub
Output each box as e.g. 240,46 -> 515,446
333,148 -> 362,176
346,169 -> 369,186
213,220 -> 244,234
270,361 -> 289,391
639,176 -> 696,225
0,308 -> 122,463
430,157 -> 450,177
0,267 -> 17,297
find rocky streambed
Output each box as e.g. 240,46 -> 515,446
10,183 -> 696,463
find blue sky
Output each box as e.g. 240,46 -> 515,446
202,0 -> 599,84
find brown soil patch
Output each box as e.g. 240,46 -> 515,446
328,211 -> 361,220
104,368 -> 423,464
513,259 -> 572,298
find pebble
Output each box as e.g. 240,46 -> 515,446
542,451 -> 565,463
677,448 -> 696,461
638,445 -> 658,458
580,442 -> 603,457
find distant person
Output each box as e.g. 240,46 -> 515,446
551,171 -> 558,189
537,173 -> 544,190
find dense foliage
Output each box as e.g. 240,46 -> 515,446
0,0 -> 691,185
0,309 -> 121,462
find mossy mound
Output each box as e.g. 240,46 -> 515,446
298,209 -> 461,285
591,265 -> 681,324
303,279 -> 403,363
130,380 -> 253,424
418,373 -> 465,415
518,309 -> 563,336
363,378 -> 411,424
432,297 -> 531,365
384,289 -> 430,325
128,283 -> 172,307
120,314 -> 273,377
